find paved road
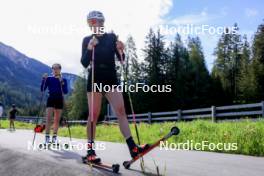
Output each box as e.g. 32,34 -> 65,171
0,129 -> 263,176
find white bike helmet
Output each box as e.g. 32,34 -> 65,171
87,11 -> 105,22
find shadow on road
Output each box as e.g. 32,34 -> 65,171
49,149 -> 123,176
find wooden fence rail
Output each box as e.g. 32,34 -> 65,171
4,101 -> 264,124
105,101 -> 264,123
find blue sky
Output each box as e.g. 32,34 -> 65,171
0,0 -> 263,74
168,0 -> 262,28
162,0 -> 263,70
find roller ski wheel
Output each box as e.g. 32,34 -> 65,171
112,164 -> 120,173
51,142 -> 60,148
64,143 -> 70,149
171,126 -> 180,135
123,161 -> 131,169
39,143 -> 51,149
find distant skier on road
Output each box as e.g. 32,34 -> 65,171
9,104 -> 18,131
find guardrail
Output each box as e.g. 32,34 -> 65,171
105,101 -> 264,123
11,116 -> 87,125
4,101 -> 264,124
16,116 -> 42,123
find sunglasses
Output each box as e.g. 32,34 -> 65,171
88,19 -> 104,26
52,67 -> 61,70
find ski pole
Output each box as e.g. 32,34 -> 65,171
90,36 -> 96,146
32,76 -> 47,146
120,56 -> 141,144
118,42 -> 145,170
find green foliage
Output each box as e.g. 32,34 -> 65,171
67,72 -> 88,120
0,82 -> 40,116
250,23 -> 264,100
212,23 -> 243,102
2,119 -> 264,156
187,37 -> 212,107
212,22 -> 264,104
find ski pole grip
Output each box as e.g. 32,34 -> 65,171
42,73 -> 48,79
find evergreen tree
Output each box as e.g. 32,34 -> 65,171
251,22 -> 264,100
125,35 -> 141,83
68,72 -> 88,120
237,35 -> 253,102
187,36 -> 212,107
142,29 -> 167,112
212,23 -> 243,103
166,34 -> 191,109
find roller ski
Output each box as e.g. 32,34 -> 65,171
39,142 -> 69,150
82,156 -> 120,174
82,147 -> 120,173
39,142 -> 52,149
50,136 -> 70,149
38,135 -> 52,149
123,126 -> 180,169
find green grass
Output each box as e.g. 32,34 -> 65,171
1,119 -> 264,156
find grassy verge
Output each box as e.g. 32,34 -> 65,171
1,119 -> 264,156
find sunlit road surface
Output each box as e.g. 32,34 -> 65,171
0,129 -> 263,176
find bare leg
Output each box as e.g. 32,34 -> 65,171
87,92 -> 102,141
10,119 -> 14,129
9,119 -> 11,129
9,119 -> 15,129
45,108 -> 53,134
12,120 -> 15,130
105,90 -> 131,139
53,109 -> 62,134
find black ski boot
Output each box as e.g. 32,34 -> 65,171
40,135 -> 51,149
83,142 -> 101,164
126,136 -> 150,159
51,135 -> 60,148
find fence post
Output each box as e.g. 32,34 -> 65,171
211,106 -> 216,122
148,112 -> 152,124
262,101 -> 264,118
178,109 -> 182,121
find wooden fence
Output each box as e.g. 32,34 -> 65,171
105,101 -> 264,123
4,101 -> 264,124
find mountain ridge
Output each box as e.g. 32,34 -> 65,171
0,41 -> 78,112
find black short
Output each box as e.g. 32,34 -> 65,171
87,80 -> 119,92
47,97 -> 63,109
87,69 -> 119,92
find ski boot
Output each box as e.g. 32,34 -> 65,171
40,135 -> 51,149
82,143 -> 101,164
126,136 -> 150,159
129,144 -> 150,159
